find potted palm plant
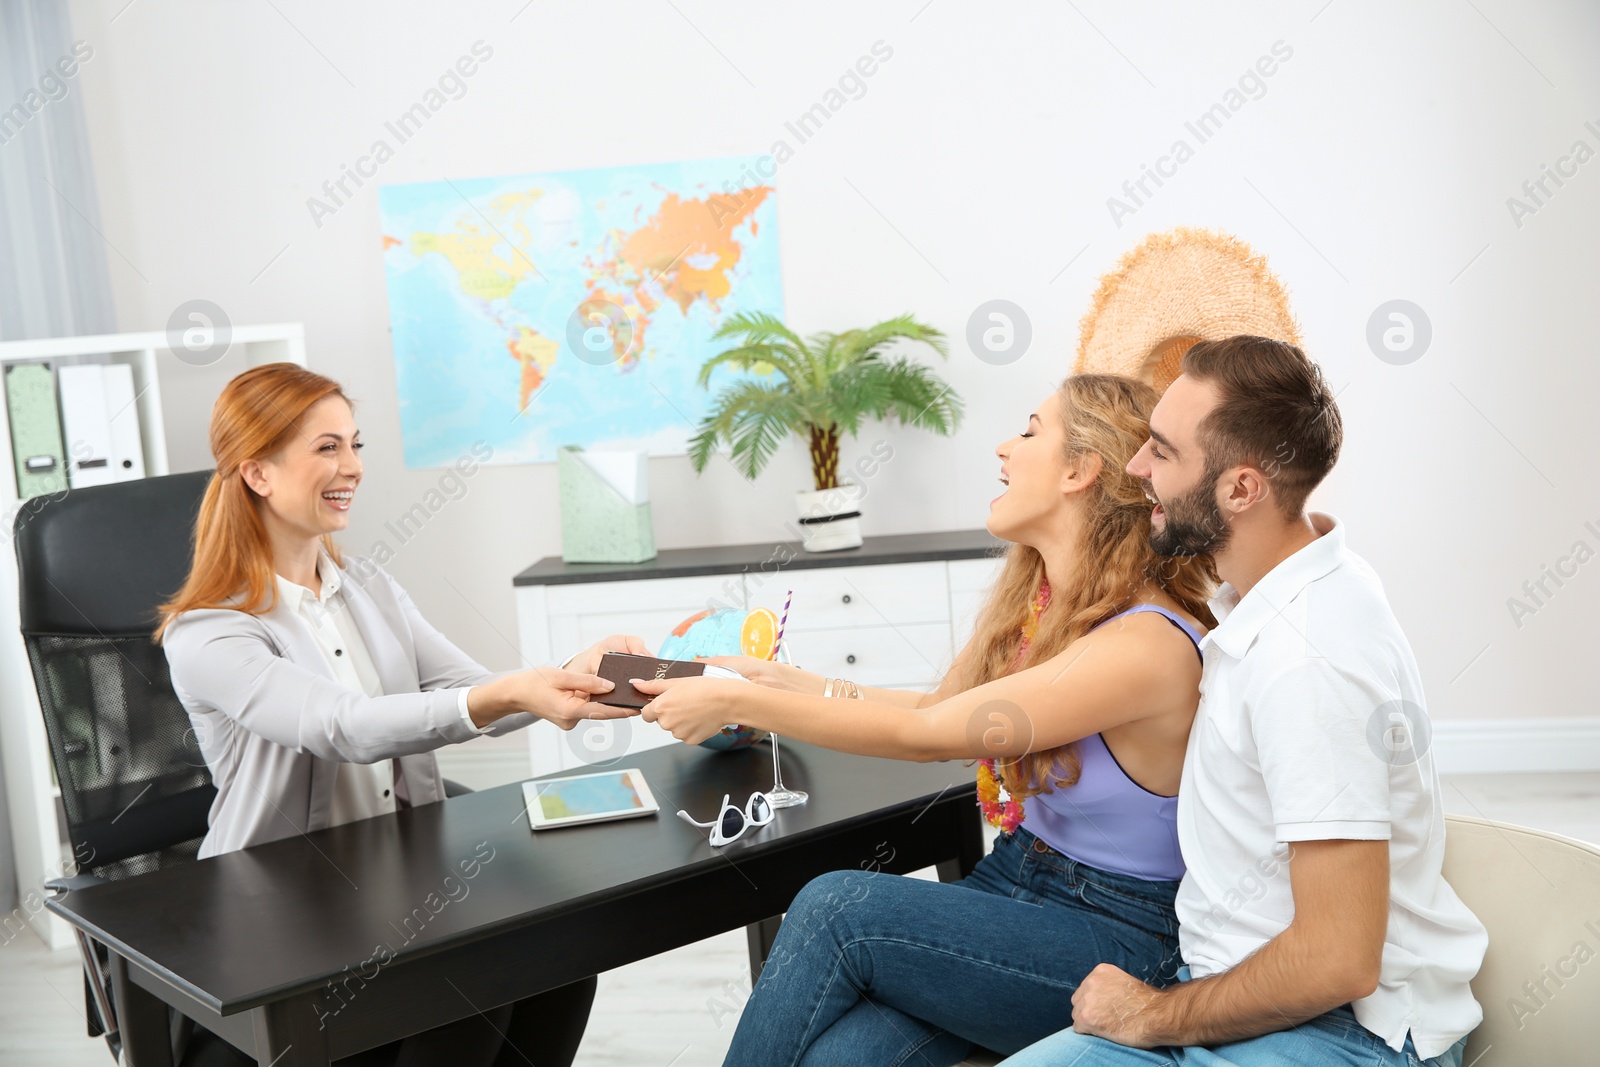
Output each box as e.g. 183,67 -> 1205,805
687,312 -> 962,551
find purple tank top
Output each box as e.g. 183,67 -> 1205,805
1021,605 -> 1201,881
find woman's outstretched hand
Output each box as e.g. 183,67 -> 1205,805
567,633 -> 652,676
469,635 -> 652,729
696,655 -> 823,695
530,666 -> 639,731
469,664 -> 637,731
630,675 -> 758,745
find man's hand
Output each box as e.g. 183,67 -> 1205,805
567,634 -> 651,676
1071,963 -> 1171,1048
1067,840 -> 1390,1049
631,675 -> 747,745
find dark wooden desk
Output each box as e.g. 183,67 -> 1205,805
47,740 -> 983,1066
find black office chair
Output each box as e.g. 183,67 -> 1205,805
16,470 -> 224,1061
16,469 -> 474,1064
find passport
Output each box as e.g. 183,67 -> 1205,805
594,652 -> 742,708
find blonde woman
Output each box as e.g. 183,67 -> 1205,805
158,363 -> 642,1067
632,374 -> 1217,1066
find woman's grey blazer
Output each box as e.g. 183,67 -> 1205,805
163,555 -> 531,859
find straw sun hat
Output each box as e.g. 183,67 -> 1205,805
1074,227 -> 1301,394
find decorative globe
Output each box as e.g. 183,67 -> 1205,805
698,722 -> 767,752
658,607 -> 778,751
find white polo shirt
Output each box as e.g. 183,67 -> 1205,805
1175,514 -> 1487,1059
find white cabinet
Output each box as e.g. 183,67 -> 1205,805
777,562 -> 948,631
517,574 -> 745,772
949,557 -> 1005,651
543,575 -> 746,652
513,536 -> 1005,779
783,624 -> 953,689
0,325 -> 306,949
779,561 -> 954,690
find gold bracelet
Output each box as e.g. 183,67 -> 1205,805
827,677 -> 847,698
824,677 -> 863,700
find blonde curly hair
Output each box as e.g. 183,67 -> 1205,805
951,373 -> 1217,801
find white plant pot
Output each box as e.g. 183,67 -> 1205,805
796,484 -> 864,552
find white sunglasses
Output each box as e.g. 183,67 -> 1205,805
676,792 -> 774,847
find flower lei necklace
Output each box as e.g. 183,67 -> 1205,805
976,577 -> 1050,832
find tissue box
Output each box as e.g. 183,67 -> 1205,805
558,446 -> 657,564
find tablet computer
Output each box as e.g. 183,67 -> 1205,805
521,768 -> 659,830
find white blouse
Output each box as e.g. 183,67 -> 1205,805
275,550 -> 483,826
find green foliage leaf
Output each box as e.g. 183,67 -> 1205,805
688,377 -> 806,481
879,358 -> 963,432
692,312 -> 961,485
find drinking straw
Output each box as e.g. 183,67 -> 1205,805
771,589 -> 793,661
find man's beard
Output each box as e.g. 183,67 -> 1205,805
1148,470 -> 1232,557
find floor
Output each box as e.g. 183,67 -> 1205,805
1,772 -> 1596,1066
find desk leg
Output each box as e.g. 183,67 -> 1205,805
251,996 -> 331,1066
745,914 -> 784,986
109,954 -> 173,1067
936,806 -> 985,884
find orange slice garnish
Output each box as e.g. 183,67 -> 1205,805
740,607 -> 780,660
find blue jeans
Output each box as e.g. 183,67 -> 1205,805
723,826 -> 1182,1067
995,968 -> 1469,1067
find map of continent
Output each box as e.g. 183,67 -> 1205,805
379,157 -> 782,467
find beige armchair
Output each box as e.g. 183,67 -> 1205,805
959,813 -> 1600,1065
1441,812 -> 1600,1063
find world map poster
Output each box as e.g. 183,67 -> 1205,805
378,157 -> 783,467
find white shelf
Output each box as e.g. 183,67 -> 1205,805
0,323 -> 305,361
0,324 -> 306,949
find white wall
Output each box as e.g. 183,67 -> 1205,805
63,0 -> 1599,726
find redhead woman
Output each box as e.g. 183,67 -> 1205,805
157,363 -> 642,1067
629,374 -> 1218,1066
